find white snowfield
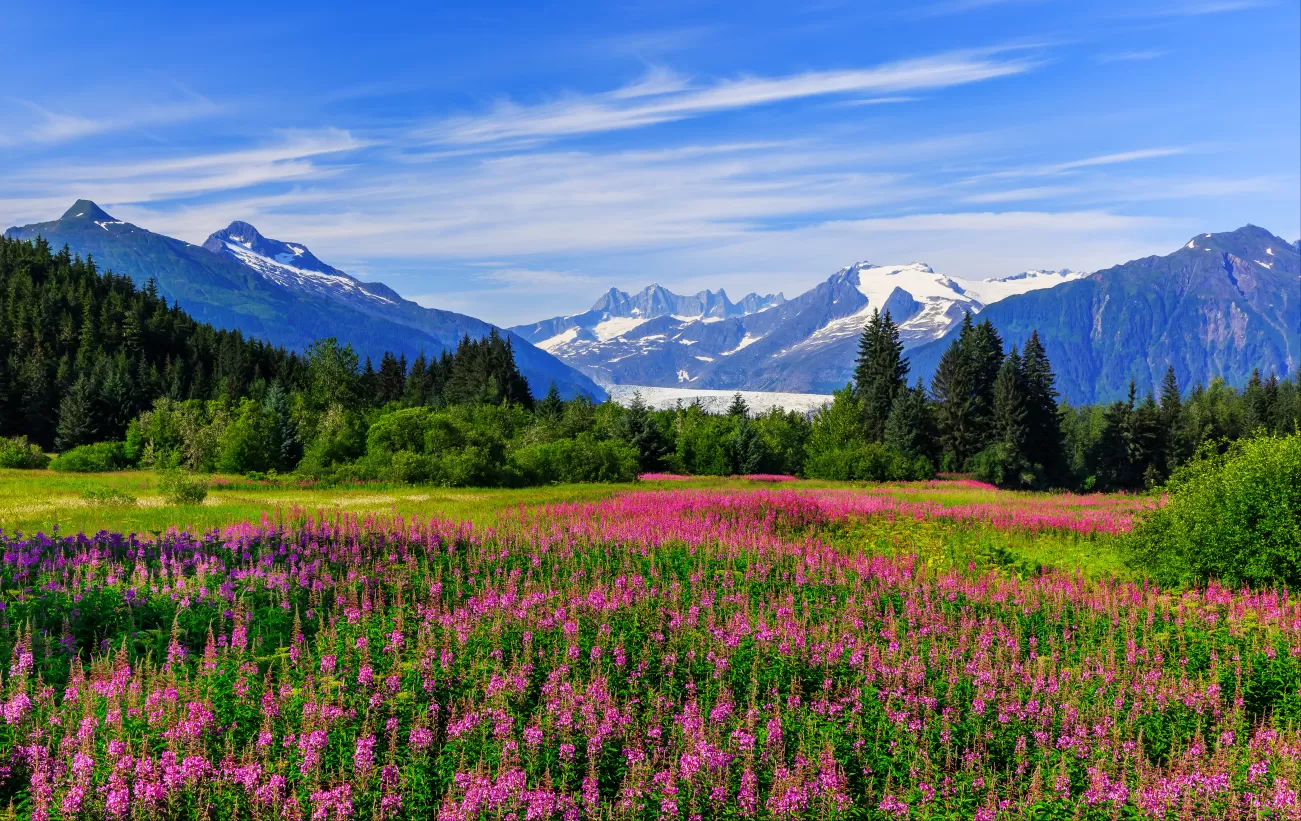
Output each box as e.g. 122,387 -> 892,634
606,385 -> 833,415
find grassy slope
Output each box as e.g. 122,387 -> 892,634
0,470 -> 1131,578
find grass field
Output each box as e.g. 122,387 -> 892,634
0,470 -> 1135,578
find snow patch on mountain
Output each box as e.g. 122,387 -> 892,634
220,240 -> 396,305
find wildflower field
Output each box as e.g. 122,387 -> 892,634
0,478 -> 1298,820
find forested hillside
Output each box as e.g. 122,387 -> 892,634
0,235 -> 302,448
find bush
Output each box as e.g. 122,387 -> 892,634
805,442 -> 934,482
969,443 -> 1036,489
512,435 -> 639,484
50,441 -> 133,473
0,436 -> 50,469
159,470 -> 209,505
1125,433 -> 1301,588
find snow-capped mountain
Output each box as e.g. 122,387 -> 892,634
511,262 -> 1083,393
512,284 -> 785,352
203,221 -> 405,310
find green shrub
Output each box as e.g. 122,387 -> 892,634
81,486 -> 138,506
805,442 -> 934,482
512,435 -> 639,484
159,470 -> 209,505
0,436 -> 50,469
50,441 -> 133,473
1125,433 -> 1301,588
970,442 -> 1036,489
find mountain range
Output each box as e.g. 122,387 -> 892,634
511,263 -> 1084,393
4,202 -> 604,400
909,225 -> 1300,403
8,202 -> 1296,407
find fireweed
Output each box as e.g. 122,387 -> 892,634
0,488 -> 1297,820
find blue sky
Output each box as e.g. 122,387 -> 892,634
1,0 -> 1297,325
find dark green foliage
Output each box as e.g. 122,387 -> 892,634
536,382 -> 565,422
443,330 -> 533,408
726,392 -> 749,418
853,309 -> 908,442
728,416 -> 764,475
50,441 -> 133,473
0,436 -> 50,469
1126,433 -> 1301,588
931,336 -> 979,470
55,375 -> 97,450
0,235 -> 301,449
883,381 -> 937,464
1020,331 -> 1066,483
804,386 -> 931,481
617,392 -> 670,472
805,441 -> 934,482
511,434 -> 638,484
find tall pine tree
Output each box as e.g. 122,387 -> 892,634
853,309 -> 908,443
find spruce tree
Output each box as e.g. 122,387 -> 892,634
1019,330 -> 1065,484
966,318 -> 1005,447
263,383 -> 300,472
404,353 -> 432,406
931,338 -> 978,470
853,309 -> 908,443
376,353 -> 406,404
56,375 -> 97,451
618,391 -> 670,472
727,393 -> 750,418
1158,366 -> 1186,469
537,382 -> 565,422
884,380 -> 937,464
992,348 -> 1027,450
729,416 -> 764,475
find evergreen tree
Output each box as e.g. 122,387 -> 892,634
1094,382 -> 1141,491
931,338 -> 978,470
536,382 -> 565,422
966,318 -> 1005,447
729,416 -> 764,475
992,348 -> 1027,450
263,383 -> 300,472
618,391 -> 670,472
727,393 -> 749,418
404,353 -> 432,406
55,374 -> 97,451
1019,330 -> 1065,484
1133,392 -> 1165,487
1158,366 -> 1186,469
376,352 -> 406,404
884,380 -> 937,464
852,309 -> 908,442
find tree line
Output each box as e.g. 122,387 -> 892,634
842,309 -> 1300,490
1,235 -> 1294,489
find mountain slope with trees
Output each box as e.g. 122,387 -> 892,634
908,226 -> 1300,404
4,202 -> 603,400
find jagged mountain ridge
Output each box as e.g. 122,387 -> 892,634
5,202 -> 604,400
512,261 -> 1082,392
908,225 -> 1301,404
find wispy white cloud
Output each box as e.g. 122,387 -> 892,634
0,95 -> 221,147
1,130 -> 364,223
961,185 -> 1080,203
967,147 -> 1189,182
422,52 -> 1038,146
1095,50 -> 1168,63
